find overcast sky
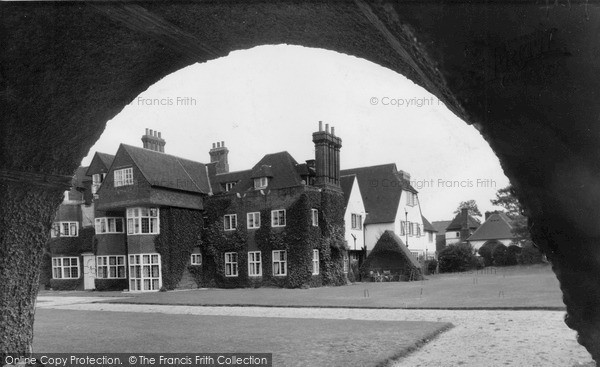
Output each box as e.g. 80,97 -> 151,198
82,45 -> 509,222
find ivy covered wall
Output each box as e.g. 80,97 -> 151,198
153,207 -> 203,290
200,186 -> 348,289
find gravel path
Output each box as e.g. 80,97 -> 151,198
36,296 -> 594,366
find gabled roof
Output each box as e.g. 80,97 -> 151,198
467,212 -> 516,241
340,163 -> 417,225
432,220 -> 452,233
421,216 -> 436,232
85,152 -> 115,177
446,211 -> 481,231
121,144 -> 211,194
231,151 -> 304,192
340,174 -> 357,208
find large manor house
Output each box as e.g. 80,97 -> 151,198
45,123 -> 437,291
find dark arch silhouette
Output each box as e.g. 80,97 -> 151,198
2,1 -> 600,363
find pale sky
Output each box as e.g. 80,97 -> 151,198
82,45 -> 509,222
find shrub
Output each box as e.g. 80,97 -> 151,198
518,242 -> 544,264
472,256 -> 485,269
506,245 -> 521,266
478,242 -> 497,267
95,278 -> 128,291
492,243 -> 508,266
438,242 -> 477,273
50,278 -> 81,291
424,259 -> 438,275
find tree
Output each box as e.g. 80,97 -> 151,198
454,199 -> 482,217
490,185 -> 532,245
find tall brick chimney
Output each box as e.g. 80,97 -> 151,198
141,128 -> 166,153
209,141 -> 229,174
312,121 -> 342,189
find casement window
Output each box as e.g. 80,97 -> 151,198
247,212 -> 260,229
95,217 -> 124,234
343,252 -> 349,274
248,251 -> 262,277
224,252 -> 238,277
272,250 -> 287,276
224,182 -> 236,192
224,214 -> 237,231
114,168 -> 133,187
312,249 -> 319,275
191,253 -> 202,266
92,173 -> 106,194
52,257 -> 79,279
406,192 -> 417,206
254,177 -> 268,189
126,208 -> 159,235
411,251 -> 419,260
271,209 -> 286,227
400,221 -> 407,236
129,253 -> 161,291
311,209 -> 319,227
408,222 -> 415,236
416,224 -> 422,237
51,221 -> 79,238
96,256 -> 126,279
351,214 -> 362,230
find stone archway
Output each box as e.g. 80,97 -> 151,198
2,1 -> 600,363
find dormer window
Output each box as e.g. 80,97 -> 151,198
224,182 -> 236,192
92,173 -> 107,194
254,177 -> 268,189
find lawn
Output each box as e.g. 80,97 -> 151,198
86,264 -> 564,309
33,309 -> 451,367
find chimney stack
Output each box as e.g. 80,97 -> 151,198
209,141 -> 229,174
141,128 -> 166,153
312,121 -> 342,190
460,208 -> 470,241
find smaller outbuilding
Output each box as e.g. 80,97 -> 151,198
360,230 -> 423,281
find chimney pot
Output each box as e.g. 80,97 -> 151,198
325,123 -> 329,133
331,126 -> 335,136
221,141 -> 225,147
145,128 -> 149,135
149,129 -> 153,136
212,143 -> 216,149
158,132 -> 161,139
319,121 -> 323,131
217,142 -> 220,148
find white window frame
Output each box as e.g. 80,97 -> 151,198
406,192 -> 417,206
95,217 -> 124,234
129,253 -> 161,291
254,177 -> 268,189
114,167 -> 133,187
408,221 -> 414,236
411,251 -> 420,259
272,250 -> 287,276
248,251 -> 262,277
126,208 -> 159,235
400,221 -> 406,236
52,257 -> 80,279
191,253 -> 202,266
224,252 -> 238,277
311,209 -> 319,227
51,221 -> 79,238
224,214 -> 237,231
247,212 -> 260,229
96,255 -> 126,279
224,182 -> 236,192
312,249 -> 319,275
351,214 -> 362,230
271,209 -> 286,227
416,224 -> 422,237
